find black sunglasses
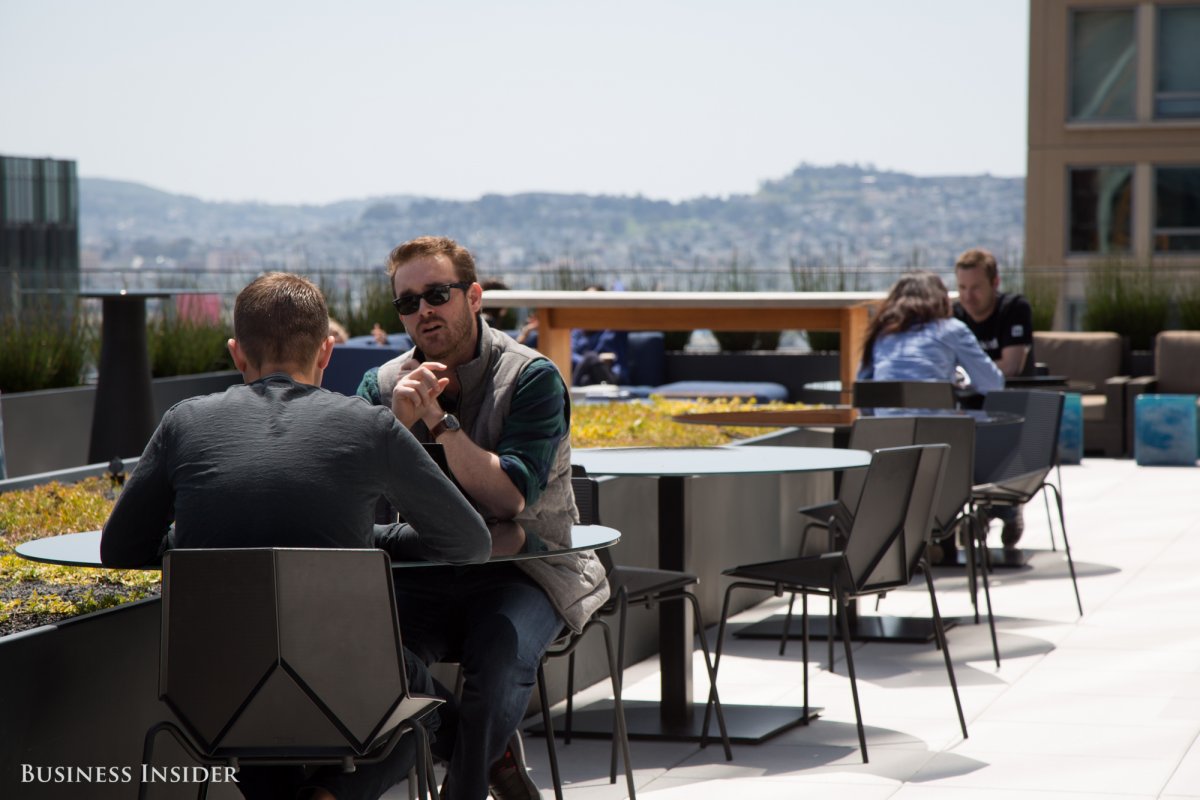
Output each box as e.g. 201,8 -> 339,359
392,282 -> 471,315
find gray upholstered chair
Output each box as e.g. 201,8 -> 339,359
1032,331 -> 1130,457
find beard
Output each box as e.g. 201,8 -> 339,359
411,309 -> 476,361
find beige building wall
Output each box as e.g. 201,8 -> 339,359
1026,0 -> 1200,326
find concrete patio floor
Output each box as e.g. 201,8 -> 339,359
390,456 -> 1200,799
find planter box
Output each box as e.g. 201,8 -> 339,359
0,600 -> 241,799
1,371 -> 241,478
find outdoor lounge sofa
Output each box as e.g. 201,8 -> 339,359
1032,331 -> 1130,457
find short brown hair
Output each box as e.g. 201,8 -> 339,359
954,247 -> 998,282
386,236 -> 477,284
233,272 -> 329,369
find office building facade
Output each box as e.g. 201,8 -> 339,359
1,154 -> 80,314
1026,0 -> 1200,324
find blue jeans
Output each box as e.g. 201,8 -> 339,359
395,564 -> 564,800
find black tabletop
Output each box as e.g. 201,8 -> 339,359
15,520 -> 619,570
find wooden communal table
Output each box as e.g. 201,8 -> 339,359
481,291 -> 883,403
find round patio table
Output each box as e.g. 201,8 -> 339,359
570,444 -> 870,744
14,521 -> 619,569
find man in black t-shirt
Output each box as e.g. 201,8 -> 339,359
952,248 -> 1034,378
953,247 -> 1034,549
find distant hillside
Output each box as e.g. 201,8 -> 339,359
79,165 -> 1024,286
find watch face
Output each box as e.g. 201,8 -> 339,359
443,414 -> 461,431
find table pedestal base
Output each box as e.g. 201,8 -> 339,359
734,613 -> 956,644
528,700 -> 820,745
955,547 -> 1032,569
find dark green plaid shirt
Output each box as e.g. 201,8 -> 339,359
357,358 -> 568,506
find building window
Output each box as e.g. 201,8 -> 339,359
1155,166 -> 1200,252
1069,8 -> 1136,121
1156,5 -> 1200,118
1068,166 -> 1133,254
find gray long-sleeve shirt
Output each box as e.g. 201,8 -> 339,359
100,374 -> 490,567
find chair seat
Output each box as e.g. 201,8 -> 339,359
605,566 -> 698,605
722,553 -> 845,591
1080,394 -> 1107,422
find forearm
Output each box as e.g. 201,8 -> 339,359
440,430 -> 526,519
996,345 -> 1029,377
100,475 -> 172,567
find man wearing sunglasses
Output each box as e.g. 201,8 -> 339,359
356,236 -> 608,800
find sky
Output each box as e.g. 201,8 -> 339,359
0,0 -> 1029,206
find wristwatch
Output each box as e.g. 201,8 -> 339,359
429,413 -> 461,441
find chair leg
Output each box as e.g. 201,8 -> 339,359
827,594 -> 836,674
701,582 -> 743,743
536,664 -> 564,800
598,620 -> 638,800
834,585 -> 868,763
426,724 -> 441,800
801,592 -> 810,719
1045,481 -> 1083,616
609,587 -> 630,778
921,554 -> 968,740
971,512 -> 1001,667
565,651 -> 575,745
1042,482 -> 1058,552
965,506 -> 980,622
683,590 -> 732,760
779,592 -> 797,656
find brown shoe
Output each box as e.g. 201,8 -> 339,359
488,732 -> 540,800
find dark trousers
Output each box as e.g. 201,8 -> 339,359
394,564 -> 563,800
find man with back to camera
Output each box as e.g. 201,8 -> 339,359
101,272 -> 492,800
953,247 -> 1035,549
356,236 -> 609,800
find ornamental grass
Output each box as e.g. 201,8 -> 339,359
0,478 -> 159,636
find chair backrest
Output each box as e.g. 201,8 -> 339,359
897,444 -> 949,577
978,390 -> 1063,491
1032,331 -> 1125,392
571,475 -> 601,526
912,417 -> 975,535
845,416 -> 972,539
570,471 -> 614,573
841,445 -> 922,592
842,417 -> 918,511
1155,331 -> 1200,394
853,380 -> 956,410
160,548 -> 415,758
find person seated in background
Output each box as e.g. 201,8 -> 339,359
101,272 -> 491,800
570,285 -> 628,386
515,310 -> 539,347
479,278 -> 517,331
857,271 -> 1004,394
328,317 -> 350,343
953,247 -> 1034,549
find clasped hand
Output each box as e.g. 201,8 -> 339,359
391,360 -> 450,429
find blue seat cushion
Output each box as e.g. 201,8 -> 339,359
651,381 -> 788,403
323,344 -> 405,396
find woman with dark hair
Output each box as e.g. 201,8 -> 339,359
858,271 -> 1004,393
